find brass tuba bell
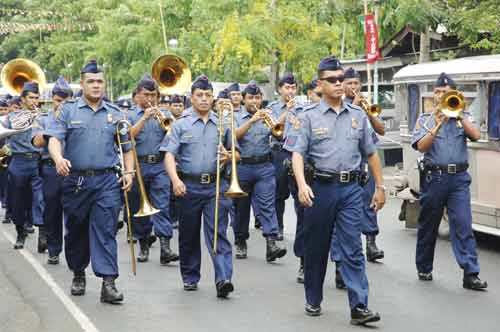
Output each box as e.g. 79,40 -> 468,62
438,90 -> 465,118
151,54 -> 191,95
1,58 -> 46,95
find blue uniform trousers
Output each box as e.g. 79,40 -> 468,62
271,148 -> 290,231
304,180 -> 369,309
290,181 -> 305,258
62,173 -> 121,278
130,162 -> 173,240
233,162 -> 279,240
41,164 -> 63,256
7,156 -> 44,234
178,180 -> 233,284
0,167 -> 8,207
416,171 -> 480,275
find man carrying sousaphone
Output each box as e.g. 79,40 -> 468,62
162,75 -> 239,298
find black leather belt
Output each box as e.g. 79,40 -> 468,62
41,159 -> 55,167
12,152 -> 41,160
313,170 -> 361,183
70,168 -> 116,177
425,163 -> 468,174
240,154 -> 272,165
271,144 -> 284,151
180,172 -> 217,184
138,154 -> 162,164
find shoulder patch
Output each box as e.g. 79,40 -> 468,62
104,101 -> 120,112
303,103 -> 319,113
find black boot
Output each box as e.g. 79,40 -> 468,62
335,263 -> 346,289
25,224 -> 35,234
297,257 -> 304,284
276,228 -> 284,241
37,226 -> 48,253
2,216 -> 12,224
350,306 -> 381,325
160,236 -> 179,265
100,277 -> 124,304
148,234 -> 157,247
235,239 -> 247,259
266,237 -> 287,262
463,274 -> 488,290
366,234 -> 384,262
13,232 -> 26,250
71,271 -> 86,296
137,239 -> 149,262
216,280 -> 234,298
254,217 -> 261,229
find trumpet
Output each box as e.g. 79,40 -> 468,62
147,102 -> 173,131
252,105 -> 284,139
349,88 -> 382,117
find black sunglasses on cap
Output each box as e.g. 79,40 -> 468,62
320,75 -> 345,84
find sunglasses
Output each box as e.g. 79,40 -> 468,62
320,75 -> 345,84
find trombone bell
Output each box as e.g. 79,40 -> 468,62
439,90 -> 465,118
151,54 -> 192,95
1,58 -> 47,95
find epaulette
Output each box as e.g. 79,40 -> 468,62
302,103 -> 318,113
345,103 -> 364,113
267,100 -> 280,108
420,112 -> 431,117
104,101 -> 120,112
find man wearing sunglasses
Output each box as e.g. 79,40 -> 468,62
284,55 -> 385,325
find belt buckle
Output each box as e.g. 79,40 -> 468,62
25,153 -> 33,159
200,173 -> 211,184
85,170 -> 95,177
447,164 -> 457,174
147,155 -> 156,163
339,171 -> 350,183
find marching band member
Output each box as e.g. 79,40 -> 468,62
305,79 -> 321,104
6,82 -> 44,250
227,83 -> 243,112
46,60 -> 134,304
31,76 -> 72,264
128,74 -> 179,265
232,80 -> 287,262
169,94 -> 185,119
412,72 -> 487,290
162,75 -> 237,298
285,55 -> 384,324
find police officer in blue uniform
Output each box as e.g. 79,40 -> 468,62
305,79 -> 322,104
46,60 -> 135,304
268,73 -> 300,240
6,81 -> 44,250
169,94 -> 185,119
162,75 -> 237,298
411,72 -> 487,290
0,98 -> 10,217
285,56 -> 384,324
232,81 -> 287,262
32,76 -> 72,264
227,83 -> 243,112
128,74 -> 179,265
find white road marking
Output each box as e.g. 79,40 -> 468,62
2,230 -> 100,332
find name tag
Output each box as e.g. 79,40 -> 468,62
181,134 -> 193,139
70,120 -> 83,125
312,127 -> 328,136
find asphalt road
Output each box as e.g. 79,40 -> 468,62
1,194 -> 499,332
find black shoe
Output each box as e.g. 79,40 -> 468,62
276,229 -> 284,241
235,240 -> 247,259
350,306 -> 381,325
463,274 -> 488,290
2,217 -> 12,224
47,255 -> 60,265
297,265 -> 304,284
216,280 -> 234,298
366,234 -> 384,262
100,277 -> 124,304
335,265 -> 347,290
418,272 -> 433,281
160,237 -> 179,265
71,272 -> 86,296
305,303 -> 321,316
13,233 -> 26,249
183,283 -> 198,291
137,239 -> 149,262
25,225 -> 35,234
117,220 -> 124,231
148,235 -> 157,248
37,227 -> 48,253
266,238 -> 287,262
254,218 -> 261,229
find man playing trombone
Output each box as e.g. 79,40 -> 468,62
46,60 -> 134,304
162,75 -> 238,298
128,74 -> 179,265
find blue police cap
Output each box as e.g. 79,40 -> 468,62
80,60 -> 102,74
217,89 -> 229,100
191,75 -> 213,92
436,72 -> 456,89
227,83 -> 240,93
344,67 -> 361,79
0,98 -> 8,107
4,94 -> 12,101
243,80 -> 262,96
52,76 -> 72,98
9,96 -> 21,106
170,94 -> 183,104
75,90 -> 82,98
278,72 -> 297,87
318,55 -> 342,72
307,79 -> 318,91
116,99 -> 132,109
136,73 -> 158,92
21,81 -> 39,95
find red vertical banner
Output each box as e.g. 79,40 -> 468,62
365,13 -> 380,63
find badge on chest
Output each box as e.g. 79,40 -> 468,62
351,118 -> 358,129
107,113 -> 113,123
312,127 -> 328,137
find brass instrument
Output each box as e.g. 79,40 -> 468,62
147,102 -> 173,131
1,58 -> 46,95
438,90 -> 465,118
0,110 -> 38,140
213,101 -> 247,253
151,54 -> 191,95
349,88 -> 382,117
253,105 -> 284,139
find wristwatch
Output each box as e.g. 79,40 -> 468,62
376,185 -> 387,192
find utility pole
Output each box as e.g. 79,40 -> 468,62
373,0 -> 380,104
